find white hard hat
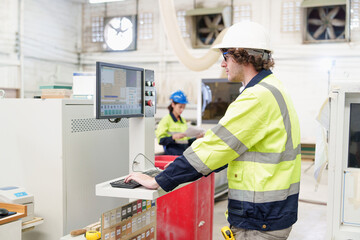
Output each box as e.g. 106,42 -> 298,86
212,21 -> 271,52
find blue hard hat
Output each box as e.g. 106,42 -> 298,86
170,90 -> 188,104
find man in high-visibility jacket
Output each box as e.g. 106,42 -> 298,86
125,21 -> 301,240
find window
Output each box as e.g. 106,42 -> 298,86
351,0 -> 360,30
177,10 -> 189,38
139,12 -> 153,40
281,0 -> 301,32
233,4 -> 252,23
91,16 -> 104,42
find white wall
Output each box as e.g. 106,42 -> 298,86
1,0 -> 360,142
0,0 -> 20,89
22,0 -> 81,97
0,0 -> 81,97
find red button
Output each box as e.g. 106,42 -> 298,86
146,100 -> 153,106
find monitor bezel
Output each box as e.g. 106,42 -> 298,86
201,78 -> 242,124
96,61 -> 144,119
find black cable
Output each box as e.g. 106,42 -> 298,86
299,199 -> 327,206
132,153 -> 160,172
108,118 -> 121,123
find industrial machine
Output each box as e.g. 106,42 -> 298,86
327,82 -> 360,239
0,98 -> 131,240
95,62 -> 156,172
95,62 -> 214,239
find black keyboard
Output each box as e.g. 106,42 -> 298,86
110,169 -> 161,189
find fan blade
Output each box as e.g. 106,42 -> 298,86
198,28 -> 211,34
215,27 -> 224,37
205,31 -> 214,45
204,16 -> 212,27
216,25 -> 225,33
116,18 -> 122,27
308,19 -> 323,26
331,19 -> 345,26
326,25 -> 336,39
318,8 -> 326,21
328,6 -> 340,20
313,25 -> 326,39
336,30 -> 345,39
214,15 -> 222,25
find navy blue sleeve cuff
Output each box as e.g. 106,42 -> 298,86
188,137 -> 196,145
155,155 -> 203,192
214,164 -> 228,172
155,171 -> 178,192
159,136 -> 174,146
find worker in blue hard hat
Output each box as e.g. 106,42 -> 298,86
156,90 -> 204,155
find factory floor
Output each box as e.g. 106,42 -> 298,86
212,160 -> 328,240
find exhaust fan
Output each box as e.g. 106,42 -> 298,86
301,0 -> 348,43
186,6 -> 232,48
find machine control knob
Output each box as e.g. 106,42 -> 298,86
152,82 -> 155,87
146,81 -> 152,87
146,100 -> 153,106
145,91 -> 149,96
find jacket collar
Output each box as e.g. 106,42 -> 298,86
241,69 -> 272,94
170,112 -> 183,123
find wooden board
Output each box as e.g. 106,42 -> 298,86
0,203 -> 27,225
22,217 -> 44,230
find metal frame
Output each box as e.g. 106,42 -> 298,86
327,82 -> 360,239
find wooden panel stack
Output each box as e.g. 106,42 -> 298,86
101,199 -> 156,240
301,143 -> 316,161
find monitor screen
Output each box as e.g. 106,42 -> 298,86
201,78 -> 242,124
348,103 -> 360,168
96,62 -> 144,119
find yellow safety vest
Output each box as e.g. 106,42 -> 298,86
156,113 -> 190,144
183,73 -> 301,230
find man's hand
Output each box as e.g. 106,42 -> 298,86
172,133 -> 186,140
124,172 -> 160,190
196,132 -> 205,139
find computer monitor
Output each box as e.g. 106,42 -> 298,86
201,78 -> 242,124
348,103 -> 360,168
95,62 -> 144,119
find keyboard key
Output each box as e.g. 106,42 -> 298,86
110,179 -> 141,189
110,169 -> 161,189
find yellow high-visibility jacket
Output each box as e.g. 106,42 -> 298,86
156,112 -> 195,155
155,70 -> 301,231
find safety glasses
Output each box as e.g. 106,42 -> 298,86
222,51 -> 229,62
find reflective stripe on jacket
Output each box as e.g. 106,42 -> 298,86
183,72 -> 301,231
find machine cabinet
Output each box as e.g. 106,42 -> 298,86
0,99 -> 129,240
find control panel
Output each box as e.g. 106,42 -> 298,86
144,69 -> 156,117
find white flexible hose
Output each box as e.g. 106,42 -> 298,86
158,0 -> 228,71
